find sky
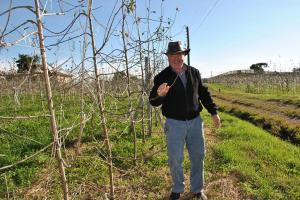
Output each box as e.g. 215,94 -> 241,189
1,0 -> 300,78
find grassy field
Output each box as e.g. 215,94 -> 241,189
0,93 -> 300,199
209,83 -> 300,106
209,83 -> 300,145
206,112 -> 300,199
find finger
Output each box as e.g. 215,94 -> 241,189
159,86 -> 166,91
159,83 -> 167,88
157,87 -> 166,96
216,121 -> 221,128
158,84 -> 166,90
162,83 -> 169,89
157,83 -> 170,96
165,86 -> 170,92
162,85 -> 170,92
160,85 -> 169,91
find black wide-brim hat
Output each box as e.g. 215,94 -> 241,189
164,41 -> 190,55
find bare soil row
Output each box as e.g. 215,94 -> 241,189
213,92 -> 300,119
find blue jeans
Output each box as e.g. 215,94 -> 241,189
164,116 -> 205,193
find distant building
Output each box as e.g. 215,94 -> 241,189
0,69 -> 73,84
49,70 -> 73,84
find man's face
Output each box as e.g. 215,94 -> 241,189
168,53 -> 185,71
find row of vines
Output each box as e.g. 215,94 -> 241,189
0,0 -> 180,199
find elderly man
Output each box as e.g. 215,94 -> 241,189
149,41 -> 221,200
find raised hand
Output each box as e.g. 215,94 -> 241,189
157,83 -> 170,97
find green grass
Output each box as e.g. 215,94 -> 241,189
207,112 -> 300,199
209,83 -> 300,106
0,93 -> 167,198
1,93 -> 300,199
214,98 -> 300,144
207,83 -> 300,144
212,91 -> 300,119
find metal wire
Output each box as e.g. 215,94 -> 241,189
149,72 -> 181,102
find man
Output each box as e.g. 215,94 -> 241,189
149,41 -> 221,200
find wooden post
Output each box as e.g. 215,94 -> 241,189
88,0 -> 114,198
34,1 -> 69,199
186,26 -> 190,66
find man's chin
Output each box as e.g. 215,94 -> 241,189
171,64 -> 183,69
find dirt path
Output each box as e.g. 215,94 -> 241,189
157,127 -> 244,200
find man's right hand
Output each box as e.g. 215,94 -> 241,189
157,83 -> 170,97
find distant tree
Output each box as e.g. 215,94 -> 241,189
112,71 -> 126,82
15,54 -> 41,73
292,67 -> 300,72
250,62 -> 269,73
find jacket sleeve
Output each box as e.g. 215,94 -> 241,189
149,75 -> 164,107
197,72 -> 218,115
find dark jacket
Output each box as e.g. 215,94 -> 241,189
149,64 -> 218,120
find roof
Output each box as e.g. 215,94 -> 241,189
0,69 -> 72,77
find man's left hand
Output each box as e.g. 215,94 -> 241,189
212,114 -> 221,128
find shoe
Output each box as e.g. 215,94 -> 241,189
193,192 -> 207,200
169,192 -> 180,200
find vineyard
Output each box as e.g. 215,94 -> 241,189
1,89 -> 299,199
1,1 -> 300,200
0,90 -> 168,199
206,71 -> 300,95
206,71 -> 300,144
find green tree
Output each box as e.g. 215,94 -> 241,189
292,67 -> 300,72
250,62 -> 268,73
112,71 -> 126,82
15,54 -> 41,73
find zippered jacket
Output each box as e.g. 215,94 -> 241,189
149,64 -> 218,120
